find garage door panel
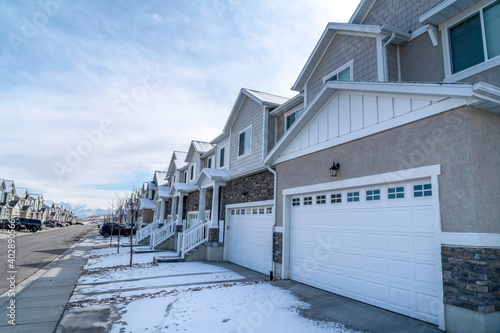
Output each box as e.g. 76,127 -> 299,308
227,205 -> 273,275
289,180 -> 439,325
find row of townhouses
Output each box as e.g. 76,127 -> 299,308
0,179 -> 76,223
132,1 -> 500,332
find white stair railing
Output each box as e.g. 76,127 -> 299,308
136,220 -> 158,243
151,219 -> 177,249
180,221 -> 209,258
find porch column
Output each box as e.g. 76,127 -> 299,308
198,188 -> 206,223
170,196 -> 177,222
210,183 -> 220,228
177,193 -> 185,225
159,199 -> 165,223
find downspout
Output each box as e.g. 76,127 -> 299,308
383,32 -> 396,81
267,165 -> 277,281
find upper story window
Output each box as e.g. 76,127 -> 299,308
207,157 -> 212,168
238,126 -> 252,157
322,59 -> 353,84
183,171 -> 188,183
190,165 -> 194,180
445,1 -> 500,78
285,107 -> 304,131
219,147 -> 225,167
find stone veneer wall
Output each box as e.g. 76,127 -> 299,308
273,232 -> 283,264
185,191 -> 199,215
442,246 -> 500,313
220,171 -> 274,220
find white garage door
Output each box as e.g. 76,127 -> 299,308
226,204 -> 274,275
290,180 -> 440,325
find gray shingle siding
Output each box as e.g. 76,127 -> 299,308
229,96 -> 263,171
387,44 -> 399,82
306,35 -> 378,105
362,0 -> 442,33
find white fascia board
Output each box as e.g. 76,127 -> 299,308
283,165 -> 441,196
473,82 -> 500,103
419,0 -> 479,25
221,90 -> 246,134
349,0 -> 377,24
269,94 -> 304,117
210,131 -> 229,145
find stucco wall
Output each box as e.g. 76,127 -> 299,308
306,35 -> 378,105
229,96 -> 264,171
460,65 -> 500,87
400,33 -> 445,82
362,0 -> 443,33
275,107 -> 500,234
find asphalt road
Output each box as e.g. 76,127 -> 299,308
0,225 -> 94,295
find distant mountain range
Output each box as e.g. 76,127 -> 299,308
59,202 -> 110,218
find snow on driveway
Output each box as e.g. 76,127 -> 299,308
110,282 -> 356,333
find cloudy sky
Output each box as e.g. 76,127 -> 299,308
0,0 -> 361,213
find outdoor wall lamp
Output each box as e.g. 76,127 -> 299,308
242,191 -> 248,198
330,161 -> 340,177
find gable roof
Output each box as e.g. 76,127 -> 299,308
169,182 -> 197,195
291,23 -> 410,92
185,140 -> 214,162
166,151 -> 188,179
265,81 -> 500,165
195,168 -> 238,186
269,93 -> 304,116
157,186 -> 171,199
219,88 -> 289,135
349,0 -> 377,24
139,198 -> 155,210
153,171 -> 168,186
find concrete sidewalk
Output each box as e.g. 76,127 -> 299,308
0,236 -> 94,333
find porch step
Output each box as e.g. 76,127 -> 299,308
154,256 -> 185,263
133,248 -> 169,254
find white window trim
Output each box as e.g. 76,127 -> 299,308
284,104 -> 305,132
218,145 -> 228,169
441,0 -> 500,82
322,59 -> 354,84
237,125 -> 252,158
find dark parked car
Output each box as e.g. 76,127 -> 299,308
0,219 -> 26,231
43,221 -> 56,228
20,218 -> 44,232
99,223 -> 135,237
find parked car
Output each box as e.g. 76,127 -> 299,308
75,222 -> 84,225
55,221 -> 66,227
99,223 -> 135,237
0,219 -> 26,231
20,218 -> 44,232
43,221 -> 55,228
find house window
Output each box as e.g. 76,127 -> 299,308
414,184 -> 432,197
207,158 -> 212,168
322,59 -> 353,83
285,107 -> 304,131
366,189 -> 381,201
184,171 -> 188,182
303,196 -> 312,205
316,195 -> 326,205
238,127 -> 252,156
292,198 -> 301,206
347,191 -> 360,202
331,193 -> 342,203
388,186 -> 405,199
219,148 -> 225,167
190,165 -> 194,180
449,1 -> 500,74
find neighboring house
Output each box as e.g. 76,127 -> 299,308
261,0 -> 500,332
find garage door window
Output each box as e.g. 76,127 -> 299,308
366,189 -> 381,201
388,186 -> 404,199
304,196 -> 313,205
292,198 -> 301,206
331,193 -> 342,203
266,207 -> 273,214
316,195 -> 326,204
414,184 -> 432,197
259,207 -> 265,214
347,191 -> 360,202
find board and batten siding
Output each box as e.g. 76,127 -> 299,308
306,35 -> 378,106
283,91 -> 441,157
230,96 -> 264,171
